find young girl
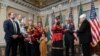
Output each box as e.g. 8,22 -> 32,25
40,32 -> 48,56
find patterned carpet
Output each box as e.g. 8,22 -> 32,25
0,47 -> 81,56
0,46 -> 100,56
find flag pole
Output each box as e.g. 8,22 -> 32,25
68,0 -> 72,15
78,0 -> 83,28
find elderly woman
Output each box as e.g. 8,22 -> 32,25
76,14 -> 92,56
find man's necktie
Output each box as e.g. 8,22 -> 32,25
13,20 -> 18,33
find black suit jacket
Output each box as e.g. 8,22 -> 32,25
77,19 -> 92,44
3,19 -> 20,41
64,24 -> 75,43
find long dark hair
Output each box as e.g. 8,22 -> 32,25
42,31 -> 46,37
56,21 -> 60,26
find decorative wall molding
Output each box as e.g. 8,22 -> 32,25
12,0 -> 92,11
0,3 -> 7,9
39,0 -> 67,11
0,0 -> 94,14
0,0 -> 38,14
12,0 -> 67,12
0,0 -> 98,14
13,0 -> 40,11
39,0 -> 93,15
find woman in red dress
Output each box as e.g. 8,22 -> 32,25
33,22 -> 43,56
25,20 -> 35,56
51,21 -> 64,56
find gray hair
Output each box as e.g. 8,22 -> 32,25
79,14 -> 86,19
79,14 -> 86,23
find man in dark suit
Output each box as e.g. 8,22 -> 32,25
76,14 -> 92,56
3,12 -> 20,56
64,19 -> 75,56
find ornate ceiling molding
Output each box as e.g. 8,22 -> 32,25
12,0 -> 40,11
40,0 -> 67,11
9,0 -> 94,12
39,0 -> 94,15
23,0 -> 62,8
12,0 -> 67,11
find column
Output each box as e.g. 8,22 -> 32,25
0,3 -> 7,46
34,13 -> 38,23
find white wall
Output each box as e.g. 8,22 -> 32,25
0,3 -> 7,46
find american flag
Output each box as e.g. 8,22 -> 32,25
89,0 -> 100,47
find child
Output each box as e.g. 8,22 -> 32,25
40,32 -> 48,56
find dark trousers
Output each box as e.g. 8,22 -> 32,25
25,42 -> 33,56
5,39 -> 18,56
52,49 -> 63,56
82,43 -> 91,56
25,41 -> 40,56
52,40 -> 64,56
19,38 -> 26,56
65,39 -> 74,56
33,41 -> 40,56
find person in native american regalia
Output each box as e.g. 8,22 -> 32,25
33,22 -> 43,56
24,19 -> 35,56
36,22 -> 44,39
51,21 -> 64,56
